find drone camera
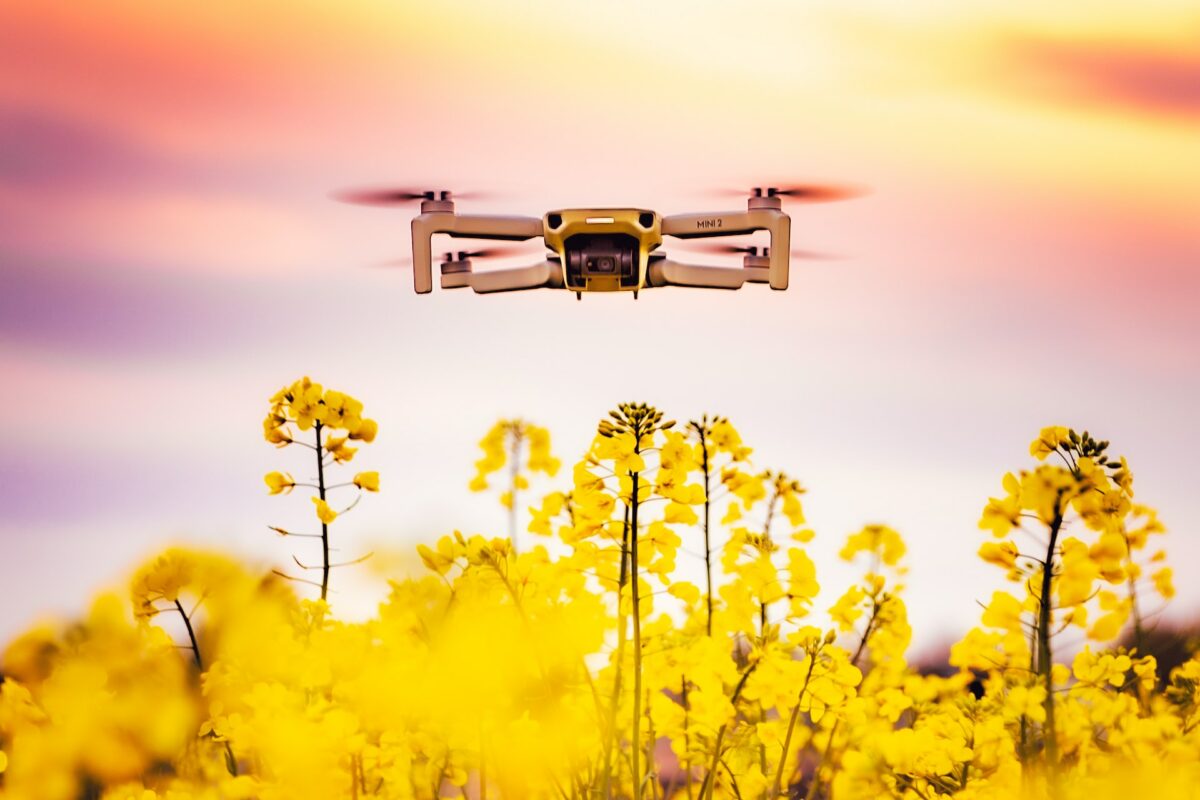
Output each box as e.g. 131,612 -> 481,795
565,233 -> 638,287
543,209 -> 662,292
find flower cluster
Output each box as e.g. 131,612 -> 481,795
1,401 -> 1197,800
262,377 -> 379,600
469,419 -> 560,551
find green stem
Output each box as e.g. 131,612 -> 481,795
806,600 -> 879,800
1122,530 -> 1145,655
683,676 -> 694,800
700,663 -> 757,800
773,654 -> 818,798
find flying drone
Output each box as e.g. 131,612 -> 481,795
337,184 -> 861,298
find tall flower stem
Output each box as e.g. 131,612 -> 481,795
509,427 -> 523,553
773,654 -> 818,799
175,599 -> 203,670
698,425 -> 714,636
700,663 -> 757,800
315,421 -> 330,600
174,598 -> 238,776
1036,495 -> 1065,770
630,449 -> 644,799
805,603 -> 879,800
1122,530 -> 1145,655
603,506 -> 632,800
760,484 -> 781,637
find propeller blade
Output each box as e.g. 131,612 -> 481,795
673,242 -> 839,260
767,183 -> 865,202
335,188 -> 434,206
706,182 -> 867,203
789,248 -> 841,261
333,187 -> 495,206
679,242 -> 765,256
440,245 -> 528,262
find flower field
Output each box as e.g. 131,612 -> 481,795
0,378 -> 1196,799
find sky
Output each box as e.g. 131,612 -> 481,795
1,0 -> 1198,652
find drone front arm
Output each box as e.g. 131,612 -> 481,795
646,259 -> 768,290
449,261 -> 564,294
660,208 -> 791,290
411,212 -> 544,293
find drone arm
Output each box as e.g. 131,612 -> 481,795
660,208 -> 791,290
646,259 -> 768,290
443,260 -> 563,294
411,213 -> 544,293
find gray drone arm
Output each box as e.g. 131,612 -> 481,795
646,259 -> 768,290
660,208 -> 791,290
441,260 -> 564,294
411,212 -> 544,293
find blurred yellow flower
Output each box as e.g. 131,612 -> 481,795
312,497 -> 337,525
352,471 -> 380,492
263,471 -> 294,495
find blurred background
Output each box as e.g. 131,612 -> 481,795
1,0 -> 1197,654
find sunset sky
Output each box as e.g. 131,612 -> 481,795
2,0 -> 1198,650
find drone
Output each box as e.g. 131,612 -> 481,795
338,184 -> 861,298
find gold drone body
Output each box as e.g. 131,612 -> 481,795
541,209 -> 661,293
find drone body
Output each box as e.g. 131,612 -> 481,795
339,184 -> 860,297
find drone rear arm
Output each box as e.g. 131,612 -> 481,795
660,208 -> 790,290
411,212 -> 543,293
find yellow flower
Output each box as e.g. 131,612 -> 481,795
349,417 -> 378,442
1073,647 -> 1132,687
1030,425 -> 1070,459
1088,591 -> 1131,642
978,473 -> 1021,537
978,540 -> 1018,570
324,435 -> 358,464
981,591 -> 1024,633
353,471 -> 380,492
1152,567 -> 1175,600
876,688 -> 913,722
829,585 -> 866,632
1003,684 -> 1047,723
668,581 -> 700,605
312,497 -> 337,525
840,524 -> 905,566
264,471 -> 295,495
1059,537 -> 1099,606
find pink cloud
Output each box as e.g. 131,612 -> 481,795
1004,35 -> 1200,119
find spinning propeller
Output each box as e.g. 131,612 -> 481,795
333,186 -> 491,207
369,245 -> 529,270
675,242 -> 836,261
709,182 -> 866,203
